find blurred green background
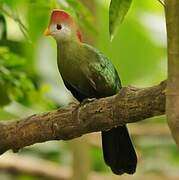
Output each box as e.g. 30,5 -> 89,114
0,0 -> 177,180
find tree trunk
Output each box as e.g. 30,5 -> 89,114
165,0 -> 179,146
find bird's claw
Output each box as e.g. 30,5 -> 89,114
81,98 -> 96,106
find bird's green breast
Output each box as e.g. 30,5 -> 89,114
57,41 -> 121,98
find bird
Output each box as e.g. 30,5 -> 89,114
44,9 -> 137,175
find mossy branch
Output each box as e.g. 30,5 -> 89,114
0,81 -> 166,155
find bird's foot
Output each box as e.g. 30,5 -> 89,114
80,98 -> 96,106
72,98 -> 95,123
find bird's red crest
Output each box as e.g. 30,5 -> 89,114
49,9 -> 82,42
51,10 -> 72,24
76,29 -> 82,42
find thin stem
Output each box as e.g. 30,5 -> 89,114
0,5 -> 31,42
158,0 -> 165,6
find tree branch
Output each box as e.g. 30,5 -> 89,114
0,80 -> 166,155
0,153 -> 70,180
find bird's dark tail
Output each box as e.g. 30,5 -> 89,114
102,126 -> 137,175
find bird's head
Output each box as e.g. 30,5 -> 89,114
44,10 -> 82,42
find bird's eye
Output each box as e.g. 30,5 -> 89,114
56,24 -> 62,30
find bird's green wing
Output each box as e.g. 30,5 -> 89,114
82,44 -> 121,96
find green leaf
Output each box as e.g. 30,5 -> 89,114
109,0 -> 132,40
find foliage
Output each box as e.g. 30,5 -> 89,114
0,46 -> 55,110
109,0 -> 132,39
0,47 -> 32,105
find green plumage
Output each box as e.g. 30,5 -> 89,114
57,41 -> 121,98
45,9 -> 137,175
57,40 -> 137,174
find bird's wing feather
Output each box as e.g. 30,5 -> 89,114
82,44 -> 121,96
64,81 -> 88,101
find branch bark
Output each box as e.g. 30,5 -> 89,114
0,81 -> 166,155
165,1 -> 179,147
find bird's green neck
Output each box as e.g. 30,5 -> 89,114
56,39 -> 86,85
57,39 -> 83,62
57,39 -> 80,50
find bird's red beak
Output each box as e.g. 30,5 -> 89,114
44,28 -> 51,36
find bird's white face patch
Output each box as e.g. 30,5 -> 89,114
50,23 -> 72,42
